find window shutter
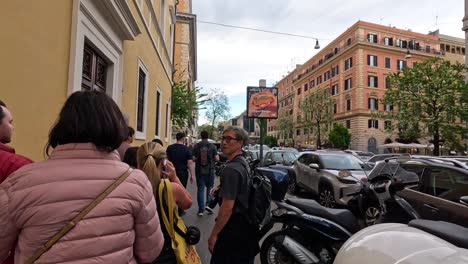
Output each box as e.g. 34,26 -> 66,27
368,76 -> 371,86
368,98 -> 371,109
375,120 -> 379,129
368,120 -> 372,128
367,55 -> 370,65
375,76 -> 378,88
375,99 -> 378,110
375,56 -> 378,67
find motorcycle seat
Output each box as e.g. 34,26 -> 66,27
409,219 -> 468,248
286,198 -> 359,233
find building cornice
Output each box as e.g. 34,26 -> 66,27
99,0 -> 142,40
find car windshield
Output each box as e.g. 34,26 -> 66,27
320,155 -> 364,170
368,161 -> 419,182
271,152 -> 297,163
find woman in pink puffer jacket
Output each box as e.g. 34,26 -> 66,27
0,91 -> 164,263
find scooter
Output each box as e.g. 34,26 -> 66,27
259,155 -> 420,264
334,219 -> 468,264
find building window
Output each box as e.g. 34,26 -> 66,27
368,98 -> 378,110
385,57 -> 391,69
367,55 -> 378,67
231,119 -> 238,126
333,103 -> 337,114
297,88 -> 301,95
317,75 -> 322,84
81,43 -> 108,92
296,129 -> 301,136
384,104 -> 394,111
346,98 -> 351,111
165,102 -> 170,139
425,45 -> 431,53
324,89 -> 329,98
384,121 -> 392,130
331,65 -> 339,77
310,80 -> 315,88
367,33 -> 378,43
344,77 -> 352,90
155,90 -> 161,136
383,37 -> 393,46
368,119 -> 379,129
136,67 -> 147,134
345,57 -> 353,70
304,83 -> 308,92
331,84 -> 338,95
347,38 -> 352,46
397,60 -> 407,70
345,120 -> 351,129
385,76 -> 391,89
368,75 -> 378,88
324,71 -> 330,81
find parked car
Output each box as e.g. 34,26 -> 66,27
367,153 -> 402,167
261,149 -> 298,166
344,150 -> 375,162
397,159 -> 468,228
291,152 -> 371,208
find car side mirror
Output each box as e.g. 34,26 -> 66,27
460,196 -> 468,207
309,163 -> 320,171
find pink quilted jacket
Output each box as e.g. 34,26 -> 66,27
0,143 -> 164,263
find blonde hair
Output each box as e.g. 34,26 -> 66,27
136,142 -> 166,191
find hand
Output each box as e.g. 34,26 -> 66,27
161,160 -> 177,181
210,186 -> 220,196
208,234 -> 217,254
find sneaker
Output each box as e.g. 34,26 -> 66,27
205,206 -> 214,214
197,212 -> 204,216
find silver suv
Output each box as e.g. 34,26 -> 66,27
291,152 -> 370,208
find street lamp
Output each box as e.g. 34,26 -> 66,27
314,39 -> 320,49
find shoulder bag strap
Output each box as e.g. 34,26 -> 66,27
158,179 -> 176,242
26,168 -> 132,264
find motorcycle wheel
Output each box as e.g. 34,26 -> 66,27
364,203 -> 381,226
260,231 -> 299,264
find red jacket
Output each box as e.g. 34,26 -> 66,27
0,143 -> 32,264
0,143 -> 32,184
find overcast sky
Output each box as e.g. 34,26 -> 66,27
193,0 -> 465,125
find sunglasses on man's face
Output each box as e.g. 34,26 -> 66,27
221,136 -> 240,143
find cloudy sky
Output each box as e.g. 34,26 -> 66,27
193,0 -> 465,125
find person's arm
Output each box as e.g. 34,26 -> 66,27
188,159 -> 195,183
208,199 -> 235,254
133,171 -> 164,263
0,183 -> 19,262
164,160 -> 192,209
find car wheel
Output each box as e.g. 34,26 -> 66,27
364,204 -> 381,226
319,184 -> 336,208
288,176 -> 299,194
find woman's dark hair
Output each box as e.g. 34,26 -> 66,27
123,146 -> 138,168
46,91 -> 126,154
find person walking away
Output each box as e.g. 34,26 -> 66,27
193,130 -> 219,216
117,126 -> 135,160
208,126 -> 259,264
0,91 -> 164,263
0,100 -> 33,264
166,132 -> 195,188
137,142 -> 192,263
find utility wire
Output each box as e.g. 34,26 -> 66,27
198,20 -> 322,40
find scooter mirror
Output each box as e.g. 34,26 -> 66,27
338,170 -> 352,178
397,153 -> 411,163
460,196 -> 468,207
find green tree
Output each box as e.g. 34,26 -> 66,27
264,135 -> 278,148
328,124 -> 351,149
300,90 -> 335,149
171,80 -> 207,130
381,57 -> 468,156
277,111 -> 294,146
204,89 -> 231,131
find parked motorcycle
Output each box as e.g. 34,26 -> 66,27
259,154 -> 420,264
334,219 -> 468,264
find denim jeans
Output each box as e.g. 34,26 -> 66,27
196,172 -> 214,213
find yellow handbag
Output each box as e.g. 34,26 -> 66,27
158,179 -> 201,264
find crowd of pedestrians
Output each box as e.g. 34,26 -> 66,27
0,90 -> 259,264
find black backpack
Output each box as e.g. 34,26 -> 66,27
236,156 -> 272,231
196,142 -> 214,174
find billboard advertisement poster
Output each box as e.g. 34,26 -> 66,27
246,86 -> 278,119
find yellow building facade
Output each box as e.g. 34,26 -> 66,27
1,0 -> 178,160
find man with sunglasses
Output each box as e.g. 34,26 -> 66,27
208,126 -> 258,264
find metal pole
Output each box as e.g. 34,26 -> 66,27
259,79 -> 267,162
